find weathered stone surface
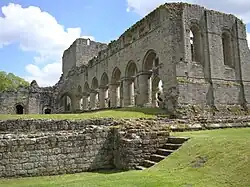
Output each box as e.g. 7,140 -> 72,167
0,119 -> 169,178
1,3 -> 250,116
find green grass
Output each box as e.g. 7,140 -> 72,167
0,108 -> 166,120
1,128 -> 250,187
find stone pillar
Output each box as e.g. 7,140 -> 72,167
82,94 -> 89,110
99,87 -> 107,109
152,88 -> 159,107
90,90 -> 98,110
71,95 -> 82,112
109,83 -> 119,107
122,78 -> 132,107
138,72 -> 152,106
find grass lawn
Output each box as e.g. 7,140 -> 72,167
0,108 -> 167,120
0,128 -> 249,187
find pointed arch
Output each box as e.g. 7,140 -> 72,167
222,30 -> 234,68
142,49 -> 157,71
125,61 -> 138,77
91,77 -> 99,90
190,23 -> 203,63
83,82 -> 90,93
100,72 -> 109,87
111,67 -> 121,84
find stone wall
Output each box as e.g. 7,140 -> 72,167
0,81 -> 57,115
0,119 -> 169,177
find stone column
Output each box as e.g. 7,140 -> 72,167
71,95 -> 82,112
152,88 -> 159,107
82,93 -> 89,110
138,71 -> 152,107
122,78 -> 132,107
99,87 -> 106,109
90,90 -> 98,110
109,83 -> 119,107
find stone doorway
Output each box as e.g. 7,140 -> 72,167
16,105 -> 24,114
44,108 -> 52,114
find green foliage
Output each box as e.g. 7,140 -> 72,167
0,71 -> 29,92
0,128 -> 249,187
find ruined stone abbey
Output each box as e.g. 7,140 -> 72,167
1,3 -> 250,115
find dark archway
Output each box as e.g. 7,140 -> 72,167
44,108 -> 52,114
16,105 -> 24,114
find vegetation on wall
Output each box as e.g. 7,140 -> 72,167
0,71 -> 29,92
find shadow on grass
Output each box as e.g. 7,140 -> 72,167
89,169 -> 126,175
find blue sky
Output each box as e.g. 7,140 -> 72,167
0,0 -> 249,86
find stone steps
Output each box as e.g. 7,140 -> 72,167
135,136 -> 189,170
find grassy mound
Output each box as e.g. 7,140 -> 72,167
1,128 -> 249,187
0,108 -> 167,120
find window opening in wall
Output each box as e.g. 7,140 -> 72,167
154,57 -> 159,67
87,38 -> 90,46
189,25 -> 202,63
222,32 -> 234,68
16,105 -> 24,114
190,30 -> 194,61
44,108 -> 51,114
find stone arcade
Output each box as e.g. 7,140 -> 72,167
1,3 -> 250,115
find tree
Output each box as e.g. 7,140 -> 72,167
0,71 -> 29,92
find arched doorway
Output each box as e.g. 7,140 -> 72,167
16,105 -> 24,114
44,108 -> 52,114
100,72 -> 109,109
111,67 -> 121,107
124,61 -> 138,106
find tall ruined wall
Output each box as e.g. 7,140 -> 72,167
0,88 -> 29,114
0,119 -> 169,177
0,81 -> 56,114
57,3 -> 182,112
62,39 -> 107,77
174,4 -> 250,113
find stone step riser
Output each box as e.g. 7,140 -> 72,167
135,137 -> 190,170
163,144 -> 182,150
142,160 -> 156,168
156,149 -> 173,156
167,137 -> 189,144
149,154 -> 166,162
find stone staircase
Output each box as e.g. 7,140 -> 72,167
135,136 -> 190,170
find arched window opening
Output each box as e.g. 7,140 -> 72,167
190,25 -> 203,63
87,38 -> 90,46
16,105 -> 24,114
222,32 -> 234,68
152,77 -> 163,108
111,67 -> 121,107
125,61 -> 138,106
66,96 -> 72,112
44,108 -> 51,114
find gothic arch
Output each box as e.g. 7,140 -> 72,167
91,77 -> 99,90
83,82 -> 90,93
142,49 -> 157,71
125,61 -> 138,77
189,23 -> 203,63
100,72 -> 109,87
111,67 -> 121,84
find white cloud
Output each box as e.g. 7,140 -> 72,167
25,63 -> 61,87
0,3 -> 94,86
126,0 -> 250,23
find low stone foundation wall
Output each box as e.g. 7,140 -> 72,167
0,119 -> 169,178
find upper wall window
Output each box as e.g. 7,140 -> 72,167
222,31 -> 234,68
190,25 -> 203,64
